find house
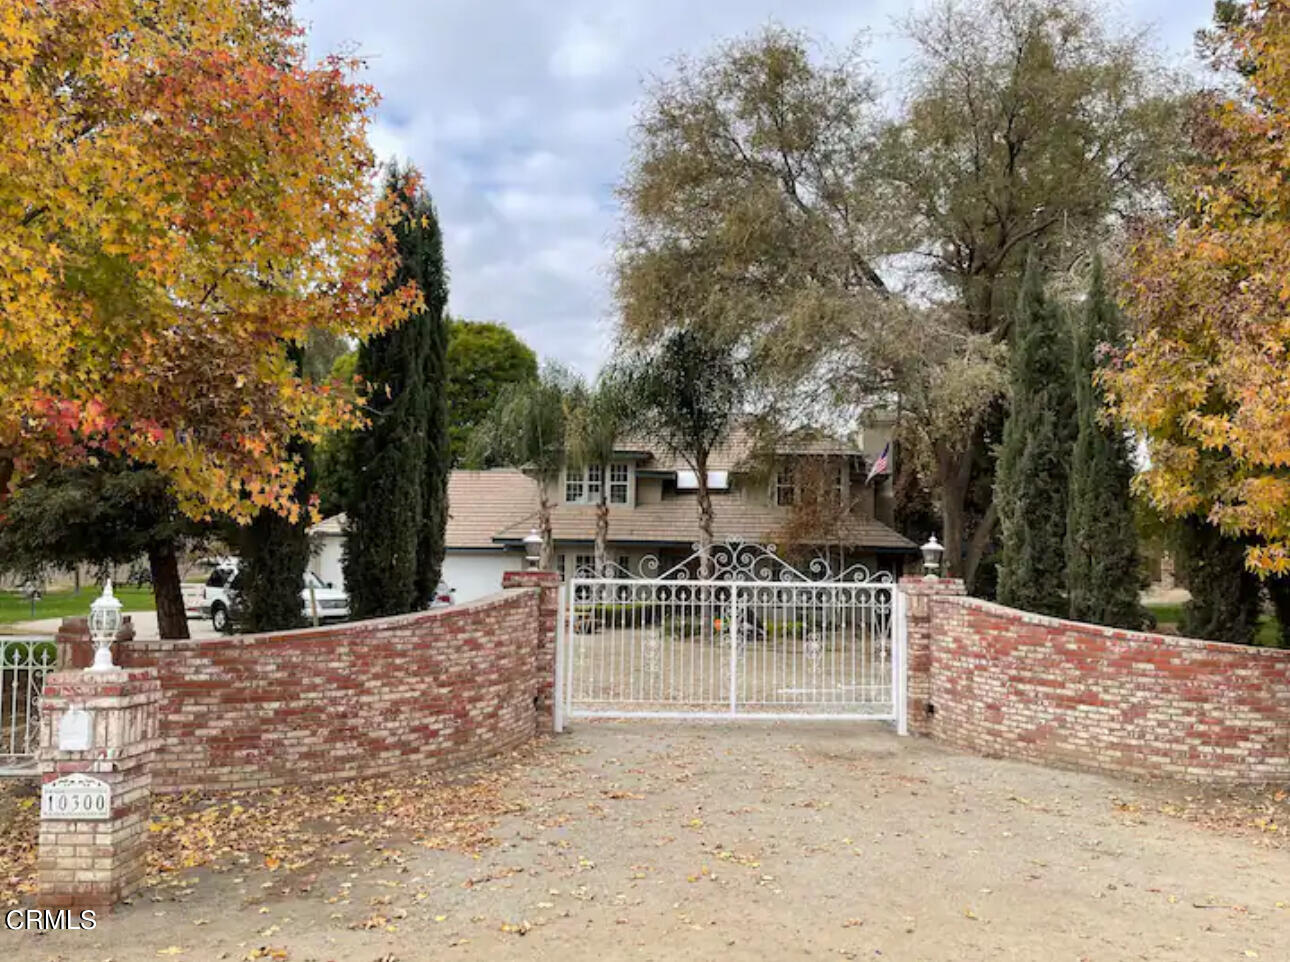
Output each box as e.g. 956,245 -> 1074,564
310,421 -> 918,604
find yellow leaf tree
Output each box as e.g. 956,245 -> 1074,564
1108,0 -> 1290,576
0,0 -> 415,522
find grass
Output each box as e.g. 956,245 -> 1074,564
0,587 -> 155,628
1144,601 -> 1282,648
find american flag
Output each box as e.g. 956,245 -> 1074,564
865,442 -> 890,485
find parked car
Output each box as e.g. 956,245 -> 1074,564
430,581 -> 455,608
199,561 -> 350,633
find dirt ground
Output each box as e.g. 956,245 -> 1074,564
7,722 -> 1290,962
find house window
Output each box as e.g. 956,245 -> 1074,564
573,554 -> 596,577
565,470 -> 584,504
617,554 -> 631,574
775,466 -> 797,506
587,464 -> 602,502
610,463 -> 629,504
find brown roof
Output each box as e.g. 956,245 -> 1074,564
445,469 -> 538,549
618,424 -> 866,473
494,498 -> 916,552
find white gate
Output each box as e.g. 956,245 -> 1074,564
0,637 -> 56,774
555,541 -> 907,732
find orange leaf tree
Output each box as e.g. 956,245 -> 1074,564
1108,0 -> 1290,576
0,0 -> 415,522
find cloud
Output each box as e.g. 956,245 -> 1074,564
299,0 -> 1215,378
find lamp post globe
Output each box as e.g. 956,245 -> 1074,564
920,535 -> 945,580
522,529 -> 543,570
88,580 -> 124,672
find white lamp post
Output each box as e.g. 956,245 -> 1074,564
88,580 -> 123,672
920,535 -> 944,580
522,529 -> 543,571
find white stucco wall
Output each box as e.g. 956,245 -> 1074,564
441,551 -> 517,603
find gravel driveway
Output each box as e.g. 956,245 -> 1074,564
10,722 -> 1289,961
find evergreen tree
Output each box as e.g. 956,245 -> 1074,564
1066,254 -> 1146,628
1174,517 -> 1262,646
412,195 -> 450,610
343,165 -> 440,618
995,258 -> 1076,616
238,341 -> 314,633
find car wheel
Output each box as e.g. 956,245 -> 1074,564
211,603 -> 230,634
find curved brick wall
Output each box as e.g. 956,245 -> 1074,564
917,591 -> 1290,783
116,584 -> 554,793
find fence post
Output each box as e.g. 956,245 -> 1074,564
895,589 -> 909,737
553,583 -> 566,733
36,667 -> 161,912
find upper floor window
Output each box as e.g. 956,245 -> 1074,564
610,463 -> 629,504
566,463 -> 629,504
775,466 -> 796,506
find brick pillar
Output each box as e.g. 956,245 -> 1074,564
54,616 -> 136,671
501,570 -> 561,724
899,577 -> 965,736
36,668 -> 161,912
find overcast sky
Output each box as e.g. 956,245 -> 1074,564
299,0 -> 1216,377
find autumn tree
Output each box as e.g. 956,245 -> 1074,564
0,0 -> 413,524
995,260 -> 1075,617
466,365 -> 579,570
1065,254 -> 1146,628
1107,0 -> 1290,577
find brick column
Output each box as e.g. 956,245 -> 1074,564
36,668 -> 161,912
54,616 -> 136,671
899,577 -> 965,736
501,570 -> 561,723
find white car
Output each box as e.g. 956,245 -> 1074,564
199,561 -> 350,633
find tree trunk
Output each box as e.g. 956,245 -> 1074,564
963,500 -> 998,592
149,541 -> 190,640
695,454 -> 714,579
936,443 -> 970,580
595,492 -> 609,575
538,488 -> 555,571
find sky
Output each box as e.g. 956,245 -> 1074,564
299,0 -> 1218,377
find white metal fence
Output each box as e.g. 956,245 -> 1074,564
0,637 -> 56,773
556,541 -> 907,731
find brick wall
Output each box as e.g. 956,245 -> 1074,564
916,592 -> 1290,783
116,586 -> 549,793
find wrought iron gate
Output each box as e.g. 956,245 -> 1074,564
555,542 -> 907,732
0,637 -> 56,773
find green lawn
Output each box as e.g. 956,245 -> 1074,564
0,587 -> 156,627
1144,601 -> 1282,647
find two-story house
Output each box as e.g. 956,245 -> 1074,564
310,422 -> 918,603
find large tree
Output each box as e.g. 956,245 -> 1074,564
995,259 -> 1075,617
467,365 -> 578,570
1108,0 -> 1290,577
615,6 -> 1183,589
623,329 -> 747,576
344,166 -> 449,619
0,463 -> 207,639
446,320 -> 539,465
1066,253 -> 1145,628
0,0 -> 413,523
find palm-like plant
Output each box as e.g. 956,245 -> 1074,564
566,368 -> 633,575
466,363 -> 578,570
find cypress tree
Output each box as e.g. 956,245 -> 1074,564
344,164 -> 448,618
995,258 -> 1076,616
411,192 -> 450,610
239,347 -> 313,633
1066,254 -> 1146,628
1174,517 -> 1262,645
